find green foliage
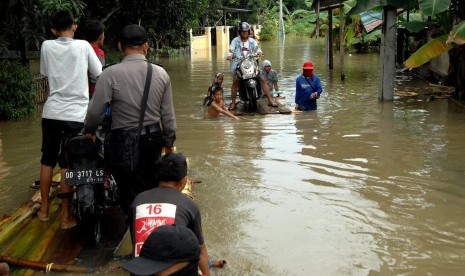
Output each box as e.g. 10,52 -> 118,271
399,12 -> 425,22
258,8 -> 278,41
405,34 -> 453,68
448,20 -> 465,45
103,48 -> 124,66
418,0 -> 451,17
0,61 -> 37,120
40,0 -> 86,19
0,0 -> 86,60
399,21 -> 428,33
260,20 -> 278,41
364,29 -> 382,43
153,46 -> 181,59
116,0 -> 207,49
285,8 -> 317,36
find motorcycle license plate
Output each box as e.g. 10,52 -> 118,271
64,169 -> 104,185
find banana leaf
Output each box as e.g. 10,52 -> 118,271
347,0 -> 414,15
446,20 -> 465,45
418,0 -> 451,16
404,34 -> 453,68
399,21 -> 428,33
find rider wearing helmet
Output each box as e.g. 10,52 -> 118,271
226,22 -> 278,110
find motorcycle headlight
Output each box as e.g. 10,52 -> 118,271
247,79 -> 257,88
240,59 -> 253,70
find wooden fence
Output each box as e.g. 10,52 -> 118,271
33,74 -> 48,104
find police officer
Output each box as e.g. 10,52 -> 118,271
84,24 -> 176,222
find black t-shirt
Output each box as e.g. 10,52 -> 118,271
131,186 -> 204,256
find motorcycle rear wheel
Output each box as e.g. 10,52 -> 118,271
79,205 -> 102,246
76,185 -> 104,246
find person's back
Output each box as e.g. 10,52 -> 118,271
92,56 -> 172,130
84,20 -> 105,66
40,13 -> 102,122
84,20 -> 105,97
37,10 -> 102,229
130,153 -> 211,275
84,24 -> 177,233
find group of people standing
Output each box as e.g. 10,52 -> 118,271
35,10 -> 211,276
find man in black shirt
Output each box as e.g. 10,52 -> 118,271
130,153 -> 210,276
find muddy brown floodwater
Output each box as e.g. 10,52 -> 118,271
1,37 -> 465,275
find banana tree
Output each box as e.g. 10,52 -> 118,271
404,21 -> 465,68
402,0 -> 465,99
348,0 -> 465,100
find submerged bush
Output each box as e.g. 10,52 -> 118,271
0,60 -> 37,120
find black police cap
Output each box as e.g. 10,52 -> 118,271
119,24 -> 148,46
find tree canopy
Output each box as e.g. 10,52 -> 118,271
0,0 -> 311,58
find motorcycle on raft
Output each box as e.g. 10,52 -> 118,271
233,45 -> 263,112
63,110 -> 117,246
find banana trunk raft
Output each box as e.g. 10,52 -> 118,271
0,170 -> 194,275
234,98 -> 292,115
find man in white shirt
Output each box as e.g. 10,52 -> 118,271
37,10 -> 102,229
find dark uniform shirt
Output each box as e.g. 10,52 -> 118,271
84,54 -> 176,147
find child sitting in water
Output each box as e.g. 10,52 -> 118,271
204,87 -> 240,121
203,73 -> 224,106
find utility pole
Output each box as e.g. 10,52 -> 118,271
379,6 -> 396,101
278,0 -> 285,40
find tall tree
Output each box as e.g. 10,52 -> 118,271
114,0 -> 208,49
0,0 -> 85,63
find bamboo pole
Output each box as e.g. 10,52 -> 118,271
0,255 -> 94,273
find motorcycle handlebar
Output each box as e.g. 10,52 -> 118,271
231,55 -> 261,62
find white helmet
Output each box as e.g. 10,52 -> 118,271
263,60 -> 271,69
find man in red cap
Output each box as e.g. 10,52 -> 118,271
295,61 -> 323,111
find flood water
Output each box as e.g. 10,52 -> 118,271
1,37 -> 465,275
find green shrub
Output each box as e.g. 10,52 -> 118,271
259,20 -> 278,41
103,47 -> 124,67
0,60 -> 37,120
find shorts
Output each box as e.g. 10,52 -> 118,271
41,118 -> 84,168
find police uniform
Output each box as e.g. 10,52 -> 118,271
84,25 -> 176,217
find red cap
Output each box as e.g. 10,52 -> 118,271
303,61 -> 314,69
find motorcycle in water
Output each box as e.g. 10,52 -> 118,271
64,128 -> 117,246
234,45 -> 262,111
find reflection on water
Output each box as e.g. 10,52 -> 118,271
1,37 -> 465,275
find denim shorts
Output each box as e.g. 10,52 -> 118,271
41,118 -> 83,168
